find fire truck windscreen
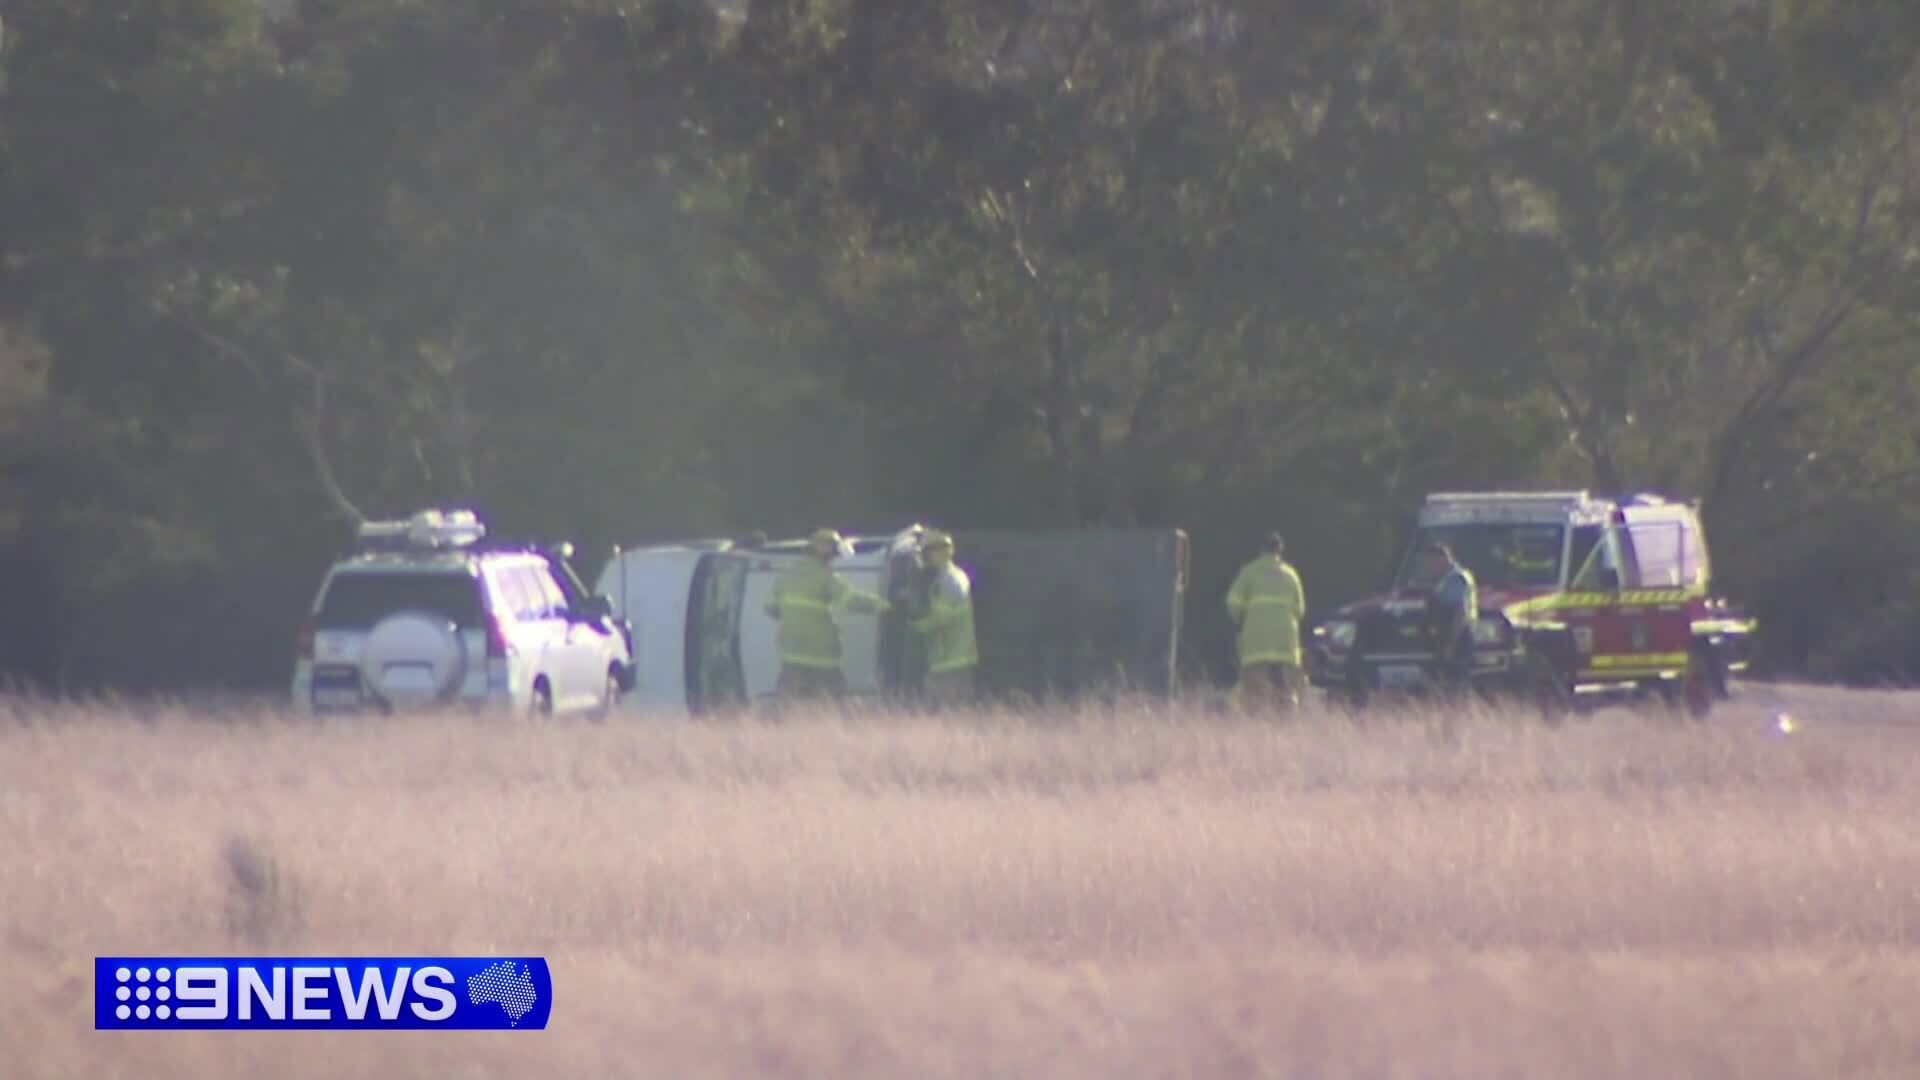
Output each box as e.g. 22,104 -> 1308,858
1396,523 -> 1572,592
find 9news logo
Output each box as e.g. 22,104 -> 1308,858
95,957 -> 552,1030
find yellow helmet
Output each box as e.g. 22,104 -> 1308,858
923,529 -> 953,553
808,527 -> 844,555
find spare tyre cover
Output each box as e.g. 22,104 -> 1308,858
363,610 -> 468,706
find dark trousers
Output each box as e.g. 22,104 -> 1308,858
776,665 -> 846,702
1238,661 -> 1302,710
924,667 -> 976,707
1434,625 -> 1473,686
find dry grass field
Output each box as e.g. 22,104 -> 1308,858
4,684 -> 1920,1078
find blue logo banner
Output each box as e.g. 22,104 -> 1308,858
94,957 -> 552,1030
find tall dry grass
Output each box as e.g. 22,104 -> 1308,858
4,689 -> 1920,1078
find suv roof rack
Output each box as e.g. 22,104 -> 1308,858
352,508 -> 488,554
350,507 -> 599,561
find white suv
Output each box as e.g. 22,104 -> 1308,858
290,509 -> 632,717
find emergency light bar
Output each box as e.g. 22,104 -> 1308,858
1419,490 -> 1612,526
354,508 -> 487,552
1424,491 -> 1594,507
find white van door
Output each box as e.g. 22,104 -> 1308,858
740,555 -> 889,703
836,560 -> 887,697
595,549 -> 700,712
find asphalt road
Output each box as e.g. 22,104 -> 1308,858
1637,677 -> 1920,736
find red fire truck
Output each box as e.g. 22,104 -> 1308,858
1305,491 -> 1757,718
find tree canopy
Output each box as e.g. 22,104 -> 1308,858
2,0 -> 1918,691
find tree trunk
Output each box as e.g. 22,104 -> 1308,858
1045,319 -> 1082,526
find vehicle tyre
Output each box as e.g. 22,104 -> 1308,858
530,679 -> 554,720
1340,665 -> 1373,715
590,668 -> 622,722
1681,646 -> 1716,720
1707,646 -> 1732,700
1524,652 -> 1571,725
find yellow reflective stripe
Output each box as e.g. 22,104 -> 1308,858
1240,596 -> 1301,607
1588,652 -> 1688,669
916,596 -> 970,629
928,657 -> 977,673
1615,590 -> 1695,605
777,597 -> 833,612
779,654 -> 842,669
1506,587 -> 1707,616
1239,651 -> 1301,664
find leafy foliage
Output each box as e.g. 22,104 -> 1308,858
1,0 -> 1917,690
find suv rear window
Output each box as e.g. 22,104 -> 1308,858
314,570 -> 488,630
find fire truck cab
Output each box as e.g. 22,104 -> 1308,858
1307,490 -> 1756,717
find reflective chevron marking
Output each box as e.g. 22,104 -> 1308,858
1588,652 -> 1689,669
1505,587 -> 1706,616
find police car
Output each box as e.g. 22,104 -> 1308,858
290,509 -> 634,717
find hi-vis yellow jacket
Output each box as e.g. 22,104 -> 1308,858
765,558 -> 888,670
1226,556 -> 1306,667
912,563 -> 979,674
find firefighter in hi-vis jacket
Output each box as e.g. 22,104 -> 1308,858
1226,531 -> 1307,710
1415,540 -> 1478,688
910,529 -> 979,707
765,528 -> 889,702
